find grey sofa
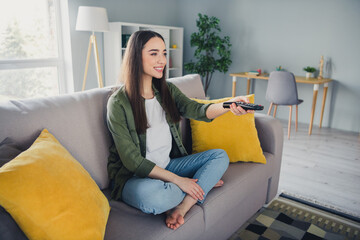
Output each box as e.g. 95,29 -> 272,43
0,74 -> 283,240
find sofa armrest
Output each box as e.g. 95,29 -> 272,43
254,113 -> 284,203
254,113 -> 283,158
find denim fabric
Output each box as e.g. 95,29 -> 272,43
122,149 -> 229,214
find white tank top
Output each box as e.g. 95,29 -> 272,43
145,97 -> 172,169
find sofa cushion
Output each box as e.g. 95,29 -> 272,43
167,74 -> 206,99
105,200 -> 204,240
190,95 -> 266,164
197,183 -> 270,240
200,152 -> 274,230
0,129 -> 110,240
0,87 -> 113,189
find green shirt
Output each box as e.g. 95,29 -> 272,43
107,82 -> 212,200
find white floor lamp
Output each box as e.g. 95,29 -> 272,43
76,6 -> 109,91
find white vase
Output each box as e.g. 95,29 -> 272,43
306,72 -> 312,79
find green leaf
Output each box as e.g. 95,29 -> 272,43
185,13 -> 232,95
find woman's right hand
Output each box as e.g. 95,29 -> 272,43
175,177 -> 205,201
148,166 -> 205,201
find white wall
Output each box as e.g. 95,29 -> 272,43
177,0 -> 360,133
68,0 -> 360,133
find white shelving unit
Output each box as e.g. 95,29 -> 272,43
103,22 -> 184,86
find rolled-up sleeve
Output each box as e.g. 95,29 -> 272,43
167,82 -> 213,122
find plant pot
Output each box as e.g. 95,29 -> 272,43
306,72 -> 313,79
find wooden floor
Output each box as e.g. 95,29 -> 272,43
277,120 -> 360,218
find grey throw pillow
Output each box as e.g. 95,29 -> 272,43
0,138 -> 23,167
0,206 -> 28,240
0,139 -> 28,239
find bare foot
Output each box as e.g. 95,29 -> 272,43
214,179 -> 224,188
166,208 -> 185,230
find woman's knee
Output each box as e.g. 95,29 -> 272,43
138,197 -> 167,215
212,149 -> 230,170
135,182 -> 184,215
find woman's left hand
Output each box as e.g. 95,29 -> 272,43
228,96 -> 255,116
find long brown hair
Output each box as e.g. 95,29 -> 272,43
120,30 -> 180,134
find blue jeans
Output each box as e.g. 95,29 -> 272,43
122,149 -> 229,215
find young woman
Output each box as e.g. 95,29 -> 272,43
107,30 -> 253,230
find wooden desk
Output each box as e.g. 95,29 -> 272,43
230,72 -> 332,135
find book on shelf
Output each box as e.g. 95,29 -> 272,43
247,71 -> 259,76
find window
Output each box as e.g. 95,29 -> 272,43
0,0 -> 73,103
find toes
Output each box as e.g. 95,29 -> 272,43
166,210 -> 185,230
214,179 -> 224,188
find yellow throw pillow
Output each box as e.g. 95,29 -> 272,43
0,129 -> 110,240
190,95 -> 266,164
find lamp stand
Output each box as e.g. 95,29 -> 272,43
82,32 -> 104,91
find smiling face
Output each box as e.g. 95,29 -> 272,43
142,37 -> 167,81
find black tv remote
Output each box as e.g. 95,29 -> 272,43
223,101 -> 264,111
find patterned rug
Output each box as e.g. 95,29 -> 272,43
229,197 -> 360,240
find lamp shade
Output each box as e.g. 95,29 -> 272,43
76,6 -> 109,32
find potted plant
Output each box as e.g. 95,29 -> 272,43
185,13 -> 232,96
303,66 -> 316,79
